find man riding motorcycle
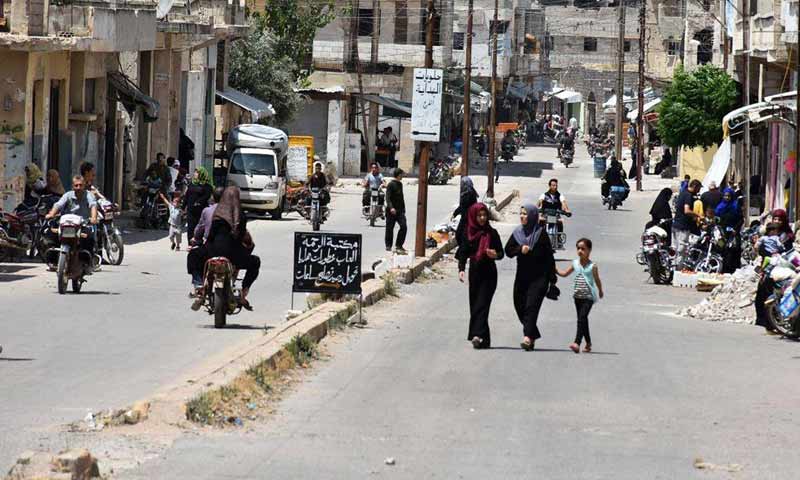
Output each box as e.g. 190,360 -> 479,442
559,128 -> 576,159
45,174 -> 98,251
361,162 -> 386,210
538,178 -> 570,232
308,162 -> 330,206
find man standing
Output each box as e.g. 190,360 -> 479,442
673,179 -> 702,269
700,181 -> 722,211
385,168 -> 407,255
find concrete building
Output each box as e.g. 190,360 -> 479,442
0,0 -> 247,210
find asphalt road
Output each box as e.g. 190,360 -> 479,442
0,154 -> 532,468
121,146 -> 800,479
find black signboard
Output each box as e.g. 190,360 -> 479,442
292,232 -> 362,294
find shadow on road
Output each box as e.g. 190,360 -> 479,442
0,264 -> 38,283
0,357 -> 35,362
198,324 -> 273,331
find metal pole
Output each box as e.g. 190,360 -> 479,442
635,0 -> 645,191
722,0 -> 729,70
743,0 -> 751,220
614,0 -> 625,164
487,0 -> 498,198
461,0 -> 474,176
795,14 -> 800,221
414,0 -> 435,258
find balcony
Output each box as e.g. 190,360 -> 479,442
733,0 -> 791,62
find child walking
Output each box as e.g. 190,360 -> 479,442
557,238 -> 604,353
160,193 -> 184,251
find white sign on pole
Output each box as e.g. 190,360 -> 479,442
411,68 -> 443,142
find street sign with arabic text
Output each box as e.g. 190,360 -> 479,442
411,68 -> 443,142
292,232 -> 362,294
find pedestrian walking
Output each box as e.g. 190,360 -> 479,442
457,203 -> 504,349
385,168 -> 408,255
160,192 -> 184,251
672,179 -> 701,269
452,176 -> 478,248
557,238 -> 604,353
505,203 -> 556,351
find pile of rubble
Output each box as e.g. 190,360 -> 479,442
678,265 -> 759,324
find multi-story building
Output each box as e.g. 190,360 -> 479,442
0,0 -> 248,209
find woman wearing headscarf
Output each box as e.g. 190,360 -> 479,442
505,203 -> 556,351
715,188 -> 742,230
456,203 -> 504,349
23,163 -> 45,201
452,176 -> 479,247
770,209 -> 794,250
191,186 -> 260,309
45,169 -> 65,196
184,166 -> 214,237
647,188 -> 673,235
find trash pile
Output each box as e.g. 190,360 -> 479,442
678,265 -> 759,324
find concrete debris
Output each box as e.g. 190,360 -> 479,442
693,457 -> 743,472
5,449 -> 100,480
384,457 -> 396,466
678,266 -> 758,324
77,401 -> 150,431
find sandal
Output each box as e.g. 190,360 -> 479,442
240,298 -> 254,311
569,343 -> 580,354
520,338 -> 534,351
583,344 -> 592,353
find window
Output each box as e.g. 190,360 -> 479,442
453,32 -> 465,51
583,37 -> 597,52
230,152 -> 277,176
358,9 -> 373,37
667,38 -> 680,56
84,78 -> 96,113
624,40 -> 631,52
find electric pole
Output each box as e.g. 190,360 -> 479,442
614,0 -> 625,164
487,0 -> 498,197
635,0 -> 645,191
743,0 -> 751,220
796,4 -> 800,221
414,0 -> 435,258
461,0 -> 474,176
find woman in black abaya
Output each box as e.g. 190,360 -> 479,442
457,203 -> 504,349
647,187 -> 673,238
505,203 -> 556,351
453,176 -> 479,247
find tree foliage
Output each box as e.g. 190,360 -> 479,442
228,27 -> 304,125
656,64 -> 738,149
251,0 -> 336,74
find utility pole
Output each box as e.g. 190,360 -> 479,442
487,0 -> 499,197
743,0 -> 751,220
795,7 -> 799,220
614,0 -> 625,164
635,0 -> 645,191
352,2 -> 371,164
414,0 -> 435,258
367,0 -> 381,163
461,0 -> 474,176
721,0 -> 729,70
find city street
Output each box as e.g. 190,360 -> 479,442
122,146 -> 800,479
0,151 -> 529,469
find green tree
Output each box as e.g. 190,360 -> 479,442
656,64 -> 738,149
252,0 -> 336,74
228,28 -> 304,125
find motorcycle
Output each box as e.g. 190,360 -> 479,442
136,179 -> 168,229
636,218 -> 674,284
561,146 -> 574,168
542,208 -> 571,251
683,224 -> 725,273
196,256 -> 244,328
363,186 -> 385,227
515,128 -> 527,150
428,159 -> 452,185
606,185 -> 628,210
763,250 -> 800,337
472,132 -> 487,160
298,187 -> 329,231
48,214 -> 94,294
97,199 -> 125,265
740,221 -> 761,264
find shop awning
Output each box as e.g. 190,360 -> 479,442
554,89 -> 582,103
108,71 -> 159,123
354,94 -> 412,118
627,98 -> 662,122
701,137 -> 732,192
216,88 -> 275,122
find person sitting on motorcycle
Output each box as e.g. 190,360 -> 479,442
538,178 -> 570,232
192,186 -> 224,246
601,160 -> 629,200
80,162 -> 107,202
559,130 -> 575,158
362,162 -> 385,209
501,130 -> 516,157
308,162 -> 330,206
45,175 -> 98,251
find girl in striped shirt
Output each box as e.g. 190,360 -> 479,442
557,238 -> 604,353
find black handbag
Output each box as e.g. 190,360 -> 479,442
545,283 -> 560,301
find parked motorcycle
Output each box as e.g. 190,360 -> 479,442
363,186 -> 385,227
636,218 -> 674,284
428,159 -> 452,185
500,142 -> 515,163
542,208 -> 571,251
48,214 -> 94,294
683,224 -> 725,273
763,250 -> 800,337
196,256 -> 244,328
97,199 -> 125,265
136,179 -> 168,229
740,221 -> 761,264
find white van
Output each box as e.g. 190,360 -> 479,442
225,125 -> 288,219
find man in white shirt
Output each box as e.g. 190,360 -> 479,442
167,157 -> 180,195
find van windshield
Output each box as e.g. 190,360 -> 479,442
230,152 -> 276,176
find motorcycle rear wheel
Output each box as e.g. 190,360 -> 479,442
696,255 -> 723,274
57,252 -> 68,295
214,288 -> 227,328
767,301 -> 799,338
369,212 -> 376,227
